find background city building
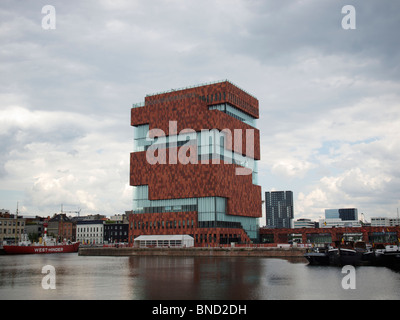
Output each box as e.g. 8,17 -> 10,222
76,220 -> 104,245
24,216 -> 47,242
104,221 -> 129,244
265,191 -> 294,228
371,217 -> 400,227
319,218 -> 362,228
1,206 -> 400,247
319,208 -> 360,228
293,218 -> 317,228
0,210 -> 25,244
325,208 -> 358,220
48,213 -> 76,242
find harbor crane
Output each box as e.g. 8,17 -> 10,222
60,204 -> 81,217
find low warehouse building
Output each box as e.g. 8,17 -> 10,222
134,235 -> 194,248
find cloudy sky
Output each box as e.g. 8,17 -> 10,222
1,0 -> 399,223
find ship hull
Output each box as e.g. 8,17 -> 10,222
377,251 -> 400,269
304,252 -> 330,265
3,242 -> 80,254
328,248 -> 363,266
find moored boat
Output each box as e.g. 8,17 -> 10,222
328,241 -> 373,266
304,246 -> 330,265
3,242 -> 80,254
373,244 -> 400,268
3,221 -> 79,255
328,247 -> 361,266
305,240 -> 400,267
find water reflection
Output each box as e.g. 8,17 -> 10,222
1,254 -> 400,300
128,256 -> 266,300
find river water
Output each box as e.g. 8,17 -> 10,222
0,253 -> 399,300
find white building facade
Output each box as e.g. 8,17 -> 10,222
293,219 -> 316,228
371,217 -> 400,227
319,219 -> 361,228
76,220 -> 104,245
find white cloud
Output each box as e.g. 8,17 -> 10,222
1,0 -> 399,221
0,105 -> 131,216
261,88 -> 400,219
296,189 -> 328,219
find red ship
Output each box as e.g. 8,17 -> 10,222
3,242 -> 80,255
3,221 -> 80,255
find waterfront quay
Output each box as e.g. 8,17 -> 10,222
260,226 -> 400,244
78,246 -> 307,258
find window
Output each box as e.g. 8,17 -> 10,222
208,103 -> 256,127
133,124 -> 151,152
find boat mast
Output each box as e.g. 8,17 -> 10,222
14,202 -> 19,244
397,208 -> 400,246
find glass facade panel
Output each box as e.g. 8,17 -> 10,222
306,233 -> 333,244
134,124 -> 149,139
132,185 -> 258,240
369,232 -> 398,243
133,124 -> 151,152
214,212 -> 258,240
209,103 -> 256,127
198,197 -> 215,214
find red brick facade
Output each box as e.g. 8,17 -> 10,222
260,226 -> 400,245
129,81 -> 261,246
130,152 -> 261,218
131,82 -> 260,160
129,211 -> 252,245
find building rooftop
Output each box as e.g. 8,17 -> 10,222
132,79 -> 258,110
145,79 -> 258,99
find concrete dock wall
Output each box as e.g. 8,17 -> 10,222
78,246 -> 307,258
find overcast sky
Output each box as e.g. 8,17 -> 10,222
1,0 -> 399,223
